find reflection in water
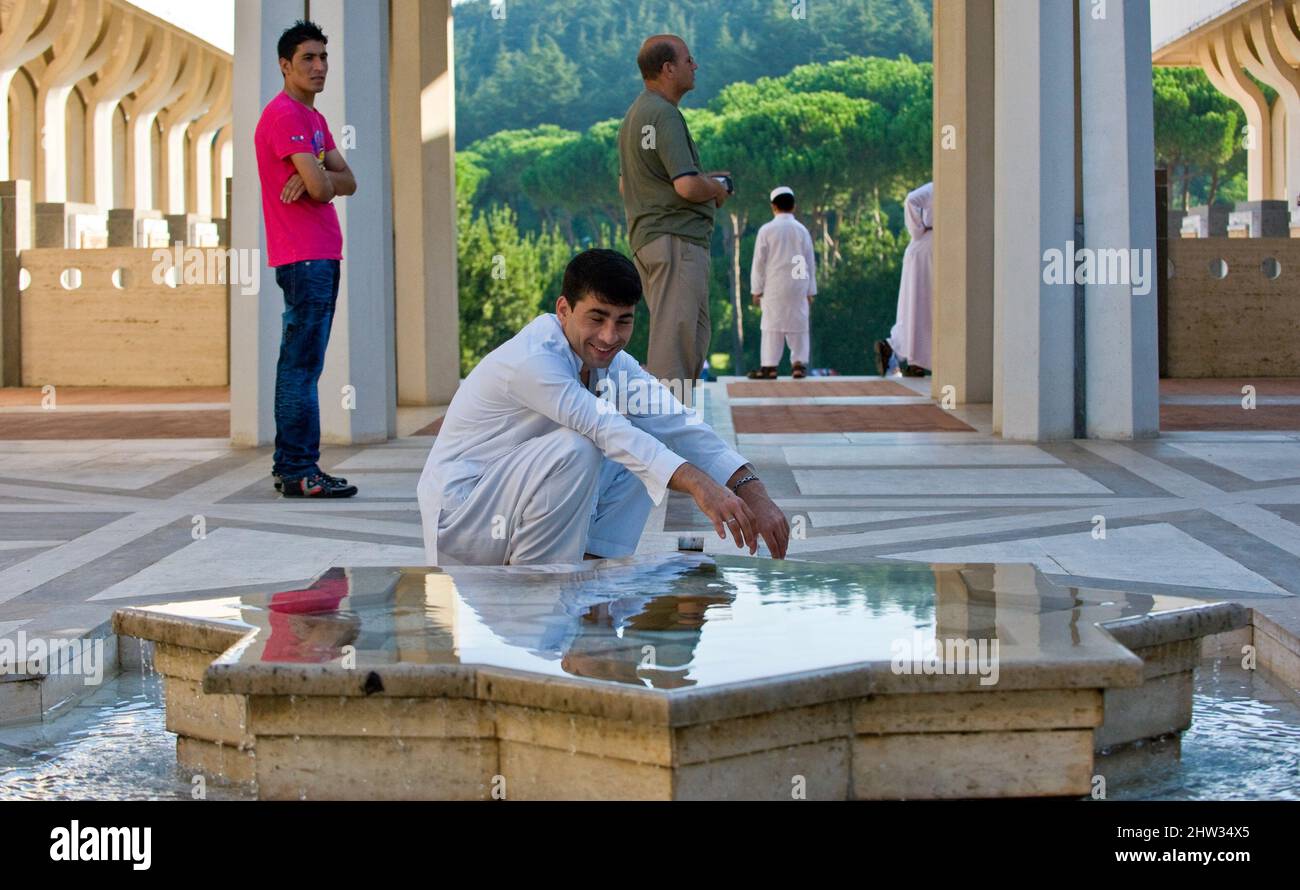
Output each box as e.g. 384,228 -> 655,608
261,568 -> 360,664
219,555 -> 1220,690
561,573 -> 734,688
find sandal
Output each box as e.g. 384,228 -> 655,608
746,366 -> 778,380
791,363 -> 807,379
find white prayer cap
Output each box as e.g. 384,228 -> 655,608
769,186 -> 794,202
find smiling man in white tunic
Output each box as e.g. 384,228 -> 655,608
418,249 -> 790,566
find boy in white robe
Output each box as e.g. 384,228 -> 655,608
418,249 -> 790,566
748,186 -> 818,379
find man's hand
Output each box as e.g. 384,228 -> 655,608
752,292 -> 762,307
281,173 -> 307,204
289,152 -> 336,203
705,170 -> 731,208
807,295 -> 815,305
735,479 -> 790,559
669,464 -> 759,554
322,149 -> 357,197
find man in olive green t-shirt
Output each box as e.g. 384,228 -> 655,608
618,34 -> 731,390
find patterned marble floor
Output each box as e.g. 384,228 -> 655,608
1,377 -> 1299,658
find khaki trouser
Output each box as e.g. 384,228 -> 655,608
633,234 -> 711,387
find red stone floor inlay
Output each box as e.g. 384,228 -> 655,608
413,416 -> 445,437
0,386 -> 230,407
731,404 -> 974,434
0,410 -> 231,439
1160,378 -> 1300,397
1160,404 -> 1300,431
726,380 -> 917,398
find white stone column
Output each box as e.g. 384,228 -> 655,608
1079,0 -> 1159,439
1248,1 -> 1300,205
391,0 -> 459,407
0,179 -> 33,385
214,126 -> 233,218
83,16 -> 150,208
312,0 -> 397,442
7,68 -> 37,183
188,64 -> 233,218
993,0 -> 1077,441
128,32 -> 185,211
230,0 -> 304,447
158,52 -> 220,215
1272,94 -> 1288,202
0,0 -> 68,180
1200,31 -> 1273,202
35,0 -> 108,203
932,0 -> 995,407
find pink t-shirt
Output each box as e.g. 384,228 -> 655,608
254,91 -> 344,268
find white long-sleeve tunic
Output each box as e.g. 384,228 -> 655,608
889,182 -> 934,369
750,213 -> 818,332
417,314 -> 748,564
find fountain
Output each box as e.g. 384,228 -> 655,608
111,554 -> 1248,800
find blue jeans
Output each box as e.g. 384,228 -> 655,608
272,259 -> 341,479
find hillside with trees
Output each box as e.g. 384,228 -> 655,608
453,0 -> 933,147
455,54 -> 933,376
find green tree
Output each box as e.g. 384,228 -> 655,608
1152,67 -> 1239,209
457,203 -> 571,375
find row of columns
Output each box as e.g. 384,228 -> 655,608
1195,0 -> 1300,205
1,0 -> 233,218
933,0 -> 1159,440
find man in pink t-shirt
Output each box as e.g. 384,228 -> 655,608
254,19 -> 359,499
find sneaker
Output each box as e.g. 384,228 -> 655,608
280,471 -> 358,498
274,471 -> 348,492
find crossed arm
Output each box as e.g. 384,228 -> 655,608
281,148 -> 357,204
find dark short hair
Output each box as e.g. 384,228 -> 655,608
562,249 -> 642,308
772,193 -> 795,212
638,37 -> 680,80
278,20 -> 327,63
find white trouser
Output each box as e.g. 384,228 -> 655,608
760,329 -> 810,367
435,427 -> 654,566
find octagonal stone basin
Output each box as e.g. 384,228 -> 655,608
111,554 -> 1247,800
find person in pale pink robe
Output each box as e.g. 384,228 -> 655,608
875,182 -> 933,377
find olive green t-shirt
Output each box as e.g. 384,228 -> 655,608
617,89 -> 715,255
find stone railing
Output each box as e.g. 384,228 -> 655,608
18,246 -> 228,386
1164,238 -> 1300,377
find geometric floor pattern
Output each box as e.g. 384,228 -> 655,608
2,376 -> 1300,650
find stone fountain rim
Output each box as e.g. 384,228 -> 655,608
110,556 -> 1250,728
